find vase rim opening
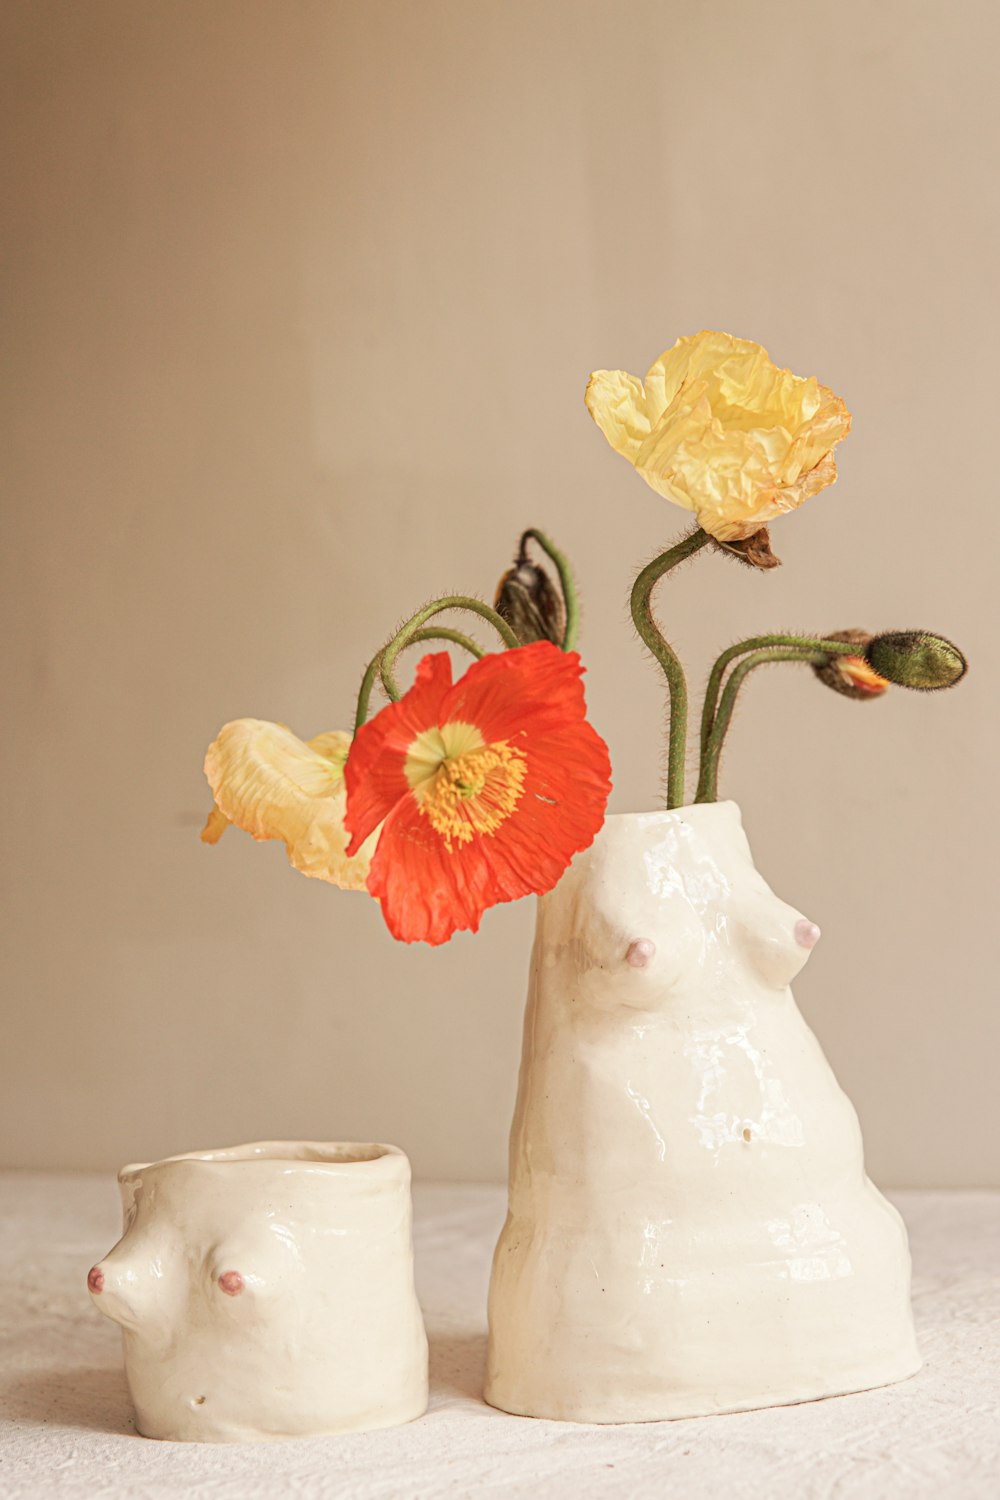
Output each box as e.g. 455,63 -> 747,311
118,1140 -> 405,1181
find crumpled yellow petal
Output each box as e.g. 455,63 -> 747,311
585,330 -> 851,541
581,369 -> 650,463
203,721 -> 378,892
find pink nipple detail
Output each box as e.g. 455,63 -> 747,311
87,1266 -> 104,1295
218,1270 -> 245,1297
794,919 -> 821,950
626,939 -> 656,969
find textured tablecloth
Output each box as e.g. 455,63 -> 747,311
0,1175 -> 997,1499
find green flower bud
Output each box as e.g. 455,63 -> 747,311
864,631 -> 968,691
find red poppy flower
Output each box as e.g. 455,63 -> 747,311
344,641 -> 612,944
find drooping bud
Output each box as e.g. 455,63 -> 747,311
865,631 -> 968,691
494,536 -> 565,646
711,527 -> 781,570
813,629 -> 889,700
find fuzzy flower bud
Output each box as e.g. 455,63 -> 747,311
813,629 -> 889,700
864,631 -> 968,691
494,540 -> 565,646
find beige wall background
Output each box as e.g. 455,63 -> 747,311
3,0 -> 997,1185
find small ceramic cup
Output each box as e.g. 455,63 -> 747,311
87,1140 -> 428,1441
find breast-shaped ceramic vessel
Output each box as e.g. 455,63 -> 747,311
87,1141 -> 428,1441
485,804 -> 920,1423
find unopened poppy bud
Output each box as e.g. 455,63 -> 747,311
813,629 -> 889,700
865,631 -> 968,691
495,538 -> 565,646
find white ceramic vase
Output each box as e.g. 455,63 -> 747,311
88,1141 -> 428,1441
485,804 -> 921,1423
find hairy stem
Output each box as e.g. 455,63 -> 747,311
380,596 -> 519,702
353,627 -> 485,734
696,647 -> 829,803
630,528 -> 712,809
700,634 -> 864,760
520,527 -> 579,651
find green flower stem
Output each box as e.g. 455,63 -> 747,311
521,527 -> 579,651
353,627 -> 485,734
380,596 -> 519,703
699,634 -> 864,759
696,647 -> 830,804
630,527 -> 712,809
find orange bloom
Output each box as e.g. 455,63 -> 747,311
816,654 -> 889,699
344,642 -> 612,944
838,657 -> 890,696
811,632 -> 889,701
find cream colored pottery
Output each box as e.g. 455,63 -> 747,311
87,1141 -> 428,1441
486,804 -> 921,1423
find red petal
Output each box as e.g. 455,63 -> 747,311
344,653 -> 453,851
487,720 -> 612,894
365,705 -> 612,945
440,642 -> 590,745
366,795 -> 501,945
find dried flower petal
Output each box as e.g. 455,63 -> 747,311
711,526 -> 781,570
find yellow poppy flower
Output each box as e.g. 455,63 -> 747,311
585,330 -> 851,541
202,721 -> 377,892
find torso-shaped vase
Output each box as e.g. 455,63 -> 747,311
88,1141 -> 428,1441
486,804 -> 920,1422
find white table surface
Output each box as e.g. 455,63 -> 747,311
0,1175 -> 997,1499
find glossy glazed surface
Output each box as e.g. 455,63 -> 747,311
485,804 -> 920,1422
88,1141 -> 428,1441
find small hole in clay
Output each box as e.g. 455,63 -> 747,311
193,1395 -> 206,1406
742,1127 -> 752,1143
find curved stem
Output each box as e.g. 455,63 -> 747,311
696,647 -> 829,804
700,634 -> 863,760
353,626 -> 485,734
380,596 -> 519,701
520,527 -> 579,651
630,528 -> 712,809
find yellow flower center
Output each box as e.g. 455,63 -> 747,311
405,722 -> 527,850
